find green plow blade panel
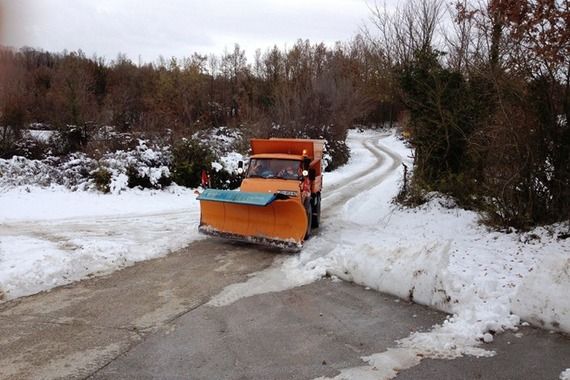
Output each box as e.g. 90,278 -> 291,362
197,189 -> 277,206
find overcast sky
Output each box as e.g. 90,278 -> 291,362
0,0 -> 375,63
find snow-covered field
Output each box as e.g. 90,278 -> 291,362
1,129 -> 568,378
0,186 -> 201,300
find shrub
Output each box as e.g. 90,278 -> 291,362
126,165 -> 153,189
171,139 -> 215,188
50,125 -> 91,155
324,138 -> 349,172
209,168 -> 242,190
92,166 -> 112,193
157,173 -> 173,188
13,137 -> 49,159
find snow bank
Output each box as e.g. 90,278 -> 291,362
301,132 -> 569,344
513,246 -> 570,332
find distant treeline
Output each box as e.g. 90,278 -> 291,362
1,0 -> 569,229
0,38 -> 394,169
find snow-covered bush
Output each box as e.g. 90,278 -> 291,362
11,137 -> 49,159
0,139 -> 173,193
323,138 -> 347,172
169,127 -> 246,190
192,126 -> 246,158
49,125 -> 90,155
0,153 -> 96,191
170,138 -> 215,188
98,139 -> 172,192
1,126 -> 249,193
91,166 -> 112,193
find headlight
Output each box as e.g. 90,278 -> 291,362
237,167 -> 244,174
302,170 -> 309,176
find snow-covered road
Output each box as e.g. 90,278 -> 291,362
0,189 -> 202,300
322,138 -> 401,220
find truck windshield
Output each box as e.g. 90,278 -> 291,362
247,159 -> 301,180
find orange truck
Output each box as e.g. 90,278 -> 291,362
197,138 -> 325,250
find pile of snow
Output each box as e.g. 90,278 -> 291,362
512,246 -> 570,332
20,123 -> 55,142
27,129 -> 55,142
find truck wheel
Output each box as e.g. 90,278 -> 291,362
304,199 -> 312,240
311,193 -> 321,228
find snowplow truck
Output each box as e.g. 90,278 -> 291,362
197,138 -> 325,251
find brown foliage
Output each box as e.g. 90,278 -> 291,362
379,0 -> 569,227
0,39 -> 393,168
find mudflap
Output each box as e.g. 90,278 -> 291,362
198,192 -> 309,250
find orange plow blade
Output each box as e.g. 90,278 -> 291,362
198,196 -> 308,251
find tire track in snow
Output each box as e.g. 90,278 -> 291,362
298,134 -> 404,261
2,207 -> 199,228
322,132 -> 394,195
319,134 -> 402,227
0,209 -> 200,245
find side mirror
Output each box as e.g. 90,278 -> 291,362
237,160 -> 244,174
302,157 -> 311,170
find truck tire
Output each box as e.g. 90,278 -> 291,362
311,193 -> 321,228
304,198 -> 312,240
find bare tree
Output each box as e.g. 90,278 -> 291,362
364,0 -> 446,66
